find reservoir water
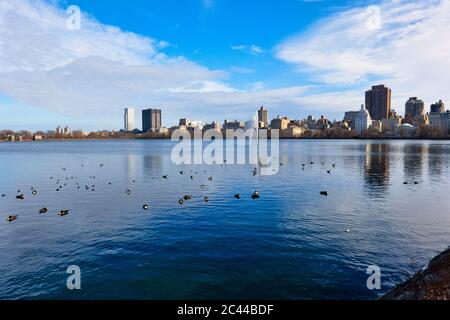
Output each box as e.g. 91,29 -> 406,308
0,139 -> 449,299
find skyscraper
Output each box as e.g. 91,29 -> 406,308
142,108 -> 162,132
430,100 -> 445,114
405,97 -> 425,119
365,85 -> 391,120
124,107 -> 135,132
258,105 -> 268,129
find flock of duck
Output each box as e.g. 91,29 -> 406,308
3,160 -> 340,224
3,158 -> 423,225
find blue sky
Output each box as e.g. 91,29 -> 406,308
0,0 -> 449,131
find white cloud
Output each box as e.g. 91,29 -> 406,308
231,44 -> 267,56
275,0 -> 450,110
0,0 -> 340,127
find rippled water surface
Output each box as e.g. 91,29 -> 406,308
0,139 -> 449,299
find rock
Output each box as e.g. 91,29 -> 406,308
381,248 -> 450,300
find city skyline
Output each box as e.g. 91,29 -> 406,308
1,0 -> 450,131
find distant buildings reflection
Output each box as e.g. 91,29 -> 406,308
363,143 -> 390,196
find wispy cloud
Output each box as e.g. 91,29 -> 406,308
231,44 -> 267,56
0,0 -> 314,126
276,0 -> 450,108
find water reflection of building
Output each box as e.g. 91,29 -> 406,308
403,144 -> 425,181
143,154 -> 163,179
363,143 -> 390,194
428,144 -> 447,180
125,154 -> 138,180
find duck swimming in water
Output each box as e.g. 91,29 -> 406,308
178,199 -> 184,205
320,191 -> 328,196
251,191 -> 260,200
7,215 -> 18,222
162,175 -> 168,179
58,210 -> 69,216
125,189 -> 131,195
184,195 -> 192,201
16,194 -> 25,200
39,207 -> 48,214
208,177 -> 213,181
234,194 -> 241,199
204,196 -> 209,202
143,204 -> 149,211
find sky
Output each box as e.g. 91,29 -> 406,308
0,0 -> 449,131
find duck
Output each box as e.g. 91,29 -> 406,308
162,175 -> 168,179
251,191 -> 260,200
327,170 -> 331,175
143,204 -> 149,211
39,207 -> 48,214
178,199 -> 184,205
204,197 -> 209,203
234,194 -> 241,199
7,215 -> 18,222
16,194 -> 25,200
58,210 -> 69,216
184,195 -> 192,201
403,182 -> 408,185
208,177 -> 213,181
125,189 -> 131,195
201,185 -> 206,189
320,191 -> 328,196
180,171 -> 184,175
1,194 -> 6,197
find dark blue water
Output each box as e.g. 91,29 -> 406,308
0,139 -> 449,300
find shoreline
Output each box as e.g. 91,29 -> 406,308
2,137 -> 450,143
382,247 -> 450,300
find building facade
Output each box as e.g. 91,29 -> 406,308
404,97 -> 425,121
270,116 -> 290,130
124,107 -> 135,132
355,105 -> 372,134
365,85 -> 391,120
258,106 -> 269,129
344,111 -> 359,130
430,100 -> 445,114
142,108 -> 162,132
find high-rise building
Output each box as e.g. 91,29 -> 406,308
344,111 -> 359,130
430,100 -> 445,114
365,85 -> 391,120
405,97 -> 425,120
258,106 -> 268,129
124,107 -> 135,132
142,108 -> 161,132
355,105 -> 372,134
179,118 -> 189,127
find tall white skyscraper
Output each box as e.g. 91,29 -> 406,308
124,107 -> 135,132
